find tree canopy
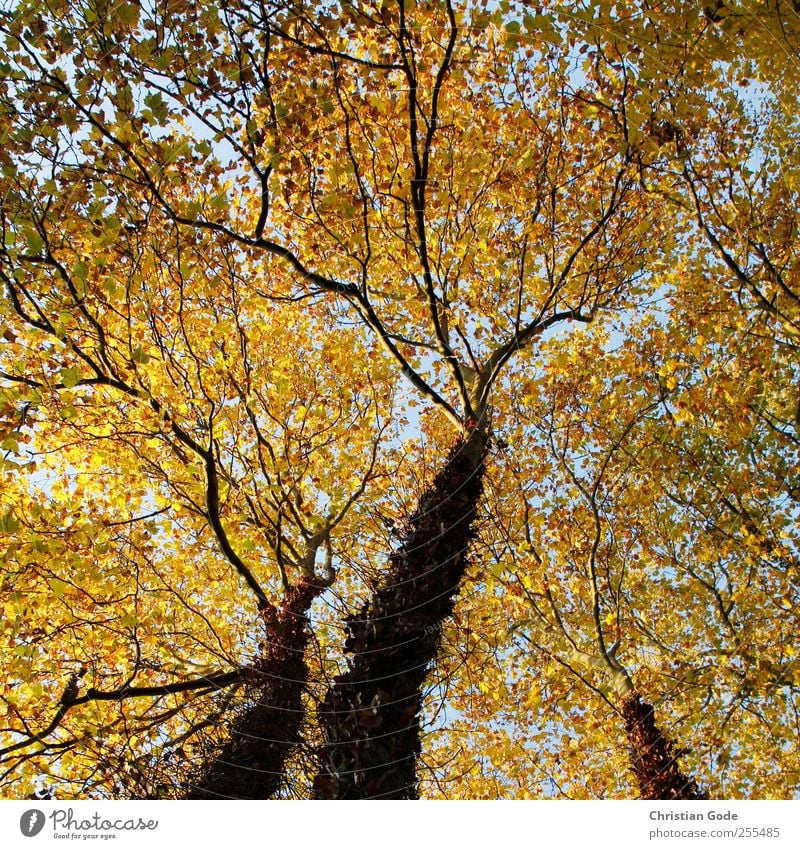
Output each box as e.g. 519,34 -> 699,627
1,0 -> 799,799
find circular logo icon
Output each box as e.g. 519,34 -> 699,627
19,809 -> 46,837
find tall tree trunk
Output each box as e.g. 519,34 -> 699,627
187,578 -> 324,799
621,692 -> 708,800
313,428 -> 487,799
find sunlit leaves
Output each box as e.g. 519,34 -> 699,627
1,0 -> 799,800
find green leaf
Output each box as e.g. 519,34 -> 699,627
60,367 -> 81,389
209,192 -> 228,210
73,260 -> 88,282
132,346 -> 151,365
144,92 -> 168,123
0,509 -> 19,533
121,612 -> 139,628
25,231 -> 43,254
49,577 -> 67,598
1,435 -> 19,453
117,2 -> 140,27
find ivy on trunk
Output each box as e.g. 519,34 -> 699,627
313,430 -> 487,799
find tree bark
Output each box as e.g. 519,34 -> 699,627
186,578 -> 325,799
621,692 -> 708,800
313,428 -> 487,799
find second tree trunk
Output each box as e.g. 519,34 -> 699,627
313,430 -> 486,799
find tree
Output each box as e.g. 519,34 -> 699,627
1,0 -> 798,799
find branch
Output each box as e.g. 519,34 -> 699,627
203,447 -> 271,610
0,671 -> 243,759
73,670 -> 244,705
684,165 -> 800,338
398,0 -> 471,416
